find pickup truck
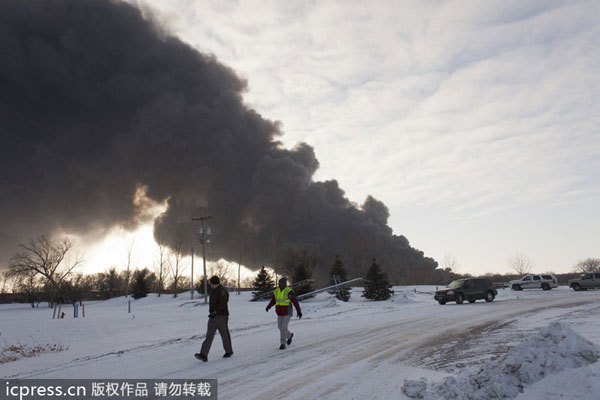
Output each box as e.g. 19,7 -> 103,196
568,273 -> 600,291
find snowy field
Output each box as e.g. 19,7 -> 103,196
1,286 -> 600,399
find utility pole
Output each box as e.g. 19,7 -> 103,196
192,216 -> 212,304
190,247 -> 194,300
238,261 -> 241,295
236,235 -> 241,295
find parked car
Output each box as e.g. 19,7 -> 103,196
434,278 -> 497,305
568,273 -> 600,291
509,274 -> 558,291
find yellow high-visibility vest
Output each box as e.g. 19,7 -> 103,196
274,287 -> 292,306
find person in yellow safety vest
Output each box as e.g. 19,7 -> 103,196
266,277 -> 302,349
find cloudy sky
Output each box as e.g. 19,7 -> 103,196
134,0 -> 599,275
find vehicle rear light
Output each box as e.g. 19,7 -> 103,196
553,280 -> 556,283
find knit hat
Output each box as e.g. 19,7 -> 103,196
209,276 -> 220,285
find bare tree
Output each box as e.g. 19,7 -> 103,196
16,269 -> 42,308
0,270 -> 13,293
3,268 -> 39,305
574,258 -> 600,274
231,231 -> 246,294
168,241 -> 187,298
154,241 -> 168,297
276,244 -> 298,278
344,235 -> 378,279
276,243 -> 318,280
123,239 -> 135,296
9,235 -> 82,305
276,243 -> 318,293
241,276 -> 254,289
442,253 -> 460,274
509,253 -> 533,276
209,259 -> 232,286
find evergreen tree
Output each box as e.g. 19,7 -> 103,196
293,263 -> 313,296
362,259 -> 394,301
252,266 -> 274,297
195,276 -> 210,296
329,254 -> 350,301
97,267 -> 123,300
130,268 -> 151,300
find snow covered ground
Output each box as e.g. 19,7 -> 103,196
1,286 -> 599,399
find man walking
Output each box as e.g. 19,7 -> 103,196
195,276 -> 233,361
266,277 -> 302,349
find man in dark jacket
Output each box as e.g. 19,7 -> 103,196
266,277 -> 302,349
195,276 -> 233,361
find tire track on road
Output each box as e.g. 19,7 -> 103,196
218,293 -> 600,400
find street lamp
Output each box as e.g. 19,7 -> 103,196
192,216 -> 212,304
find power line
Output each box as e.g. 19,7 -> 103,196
0,100 -> 120,174
0,126 -> 95,175
0,100 -> 126,208
0,178 -> 65,204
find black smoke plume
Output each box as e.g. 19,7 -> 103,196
0,0 -> 437,279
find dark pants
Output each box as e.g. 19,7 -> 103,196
200,315 -> 233,356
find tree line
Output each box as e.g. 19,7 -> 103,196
1,235 -> 211,306
252,254 -> 394,301
2,235 -> 598,305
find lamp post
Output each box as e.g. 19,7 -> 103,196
192,216 -> 212,304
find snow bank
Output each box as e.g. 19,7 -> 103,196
402,321 -> 600,399
517,362 -> 600,400
319,297 -> 341,308
391,290 -> 419,304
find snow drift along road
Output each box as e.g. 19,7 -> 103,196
1,287 -> 599,400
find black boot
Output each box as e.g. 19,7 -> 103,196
287,333 -> 294,345
194,353 -> 208,362
279,344 -> 286,350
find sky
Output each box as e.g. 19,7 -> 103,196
2,0 -> 598,279
78,223 -> 257,284
119,0 -> 600,275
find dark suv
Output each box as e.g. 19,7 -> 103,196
434,278 -> 497,305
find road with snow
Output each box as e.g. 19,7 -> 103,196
2,287 -> 600,399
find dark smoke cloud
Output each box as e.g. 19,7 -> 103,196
0,0 -> 437,277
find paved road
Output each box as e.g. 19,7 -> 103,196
6,290 -> 599,400
212,292 -> 600,399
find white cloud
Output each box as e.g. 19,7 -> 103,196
138,0 -> 600,274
